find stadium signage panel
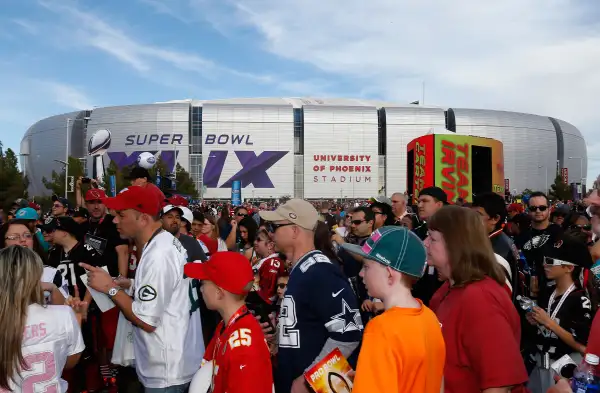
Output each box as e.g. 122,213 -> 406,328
204,134 -> 254,145
311,154 -> 373,184
125,134 -> 184,146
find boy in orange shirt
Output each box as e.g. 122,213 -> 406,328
342,226 -> 445,393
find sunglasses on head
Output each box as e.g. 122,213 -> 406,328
543,257 -> 576,267
529,205 -> 548,212
267,222 -> 295,233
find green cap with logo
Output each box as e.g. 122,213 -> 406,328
341,226 -> 427,278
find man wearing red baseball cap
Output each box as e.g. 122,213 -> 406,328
83,185 -> 205,392
185,252 -> 273,393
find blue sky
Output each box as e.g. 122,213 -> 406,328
2,0 -> 600,185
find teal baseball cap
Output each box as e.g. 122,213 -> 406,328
341,226 -> 427,278
15,207 -> 39,221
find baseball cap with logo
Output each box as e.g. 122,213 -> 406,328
184,252 -> 254,295
37,217 -> 58,233
259,199 -> 319,230
103,186 -> 161,216
341,226 -> 427,278
15,207 -> 39,221
85,188 -> 107,202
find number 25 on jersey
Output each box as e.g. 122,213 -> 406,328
228,329 -> 252,349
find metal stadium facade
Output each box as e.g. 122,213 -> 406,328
19,97 -> 588,200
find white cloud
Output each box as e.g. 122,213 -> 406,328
11,19 -> 38,35
195,0 -> 600,184
37,80 -> 94,110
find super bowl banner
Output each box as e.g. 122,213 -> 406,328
201,104 -> 294,199
231,180 -> 242,206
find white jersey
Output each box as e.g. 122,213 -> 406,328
132,230 -> 205,388
4,304 -> 84,392
42,266 -> 70,303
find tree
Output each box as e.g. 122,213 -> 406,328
174,163 -> 198,198
41,156 -> 85,206
0,142 -> 29,211
549,175 -> 572,202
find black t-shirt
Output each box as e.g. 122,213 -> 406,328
178,234 -> 208,262
535,287 -> 592,360
515,224 -> 563,298
80,215 -> 128,277
47,242 -> 104,297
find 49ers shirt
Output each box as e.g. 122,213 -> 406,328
203,306 -> 273,393
2,304 -> 84,392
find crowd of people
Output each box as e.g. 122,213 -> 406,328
1,165 -> 600,393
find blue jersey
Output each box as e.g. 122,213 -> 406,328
276,250 -> 363,392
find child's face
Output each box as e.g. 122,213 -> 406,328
276,277 -> 288,298
359,259 -> 388,299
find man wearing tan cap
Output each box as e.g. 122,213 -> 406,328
260,199 -> 363,393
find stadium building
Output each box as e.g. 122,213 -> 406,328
20,98 -> 588,200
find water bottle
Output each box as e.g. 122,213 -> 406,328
515,295 -> 536,312
572,353 -> 600,393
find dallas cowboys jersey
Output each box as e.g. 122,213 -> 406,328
132,230 -> 204,388
276,250 -> 363,393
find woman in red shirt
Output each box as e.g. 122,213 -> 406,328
426,206 -> 528,393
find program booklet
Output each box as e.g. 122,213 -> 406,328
304,348 -> 354,393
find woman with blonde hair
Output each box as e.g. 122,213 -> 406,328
197,213 -> 228,256
425,206 -> 528,393
0,246 -> 86,392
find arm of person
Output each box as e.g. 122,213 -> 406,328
65,306 -> 85,370
110,290 -> 156,333
226,221 -> 237,250
116,244 -> 129,278
75,177 -> 83,208
463,285 -> 528,391
544,319 -> 586,353
41,282 -> 66,305
351,320 -> 399,393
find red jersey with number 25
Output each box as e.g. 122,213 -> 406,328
203,306 -> 273,393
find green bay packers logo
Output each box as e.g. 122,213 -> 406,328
138,285 -> 157,301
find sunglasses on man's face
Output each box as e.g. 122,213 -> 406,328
277,283 -> 287,289
529,205 -> 548,212
237,213 -> 248,217
268,222 -> 295,233
53,204 -> 63,208
351,219 -> 365,226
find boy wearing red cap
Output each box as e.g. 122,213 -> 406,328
185,252 -> 273,393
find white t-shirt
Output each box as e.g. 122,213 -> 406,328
132,230 -> 205,388
5,304 -> 84,392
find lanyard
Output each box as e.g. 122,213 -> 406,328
211,306 -> 250,390
547,283 -> 576,320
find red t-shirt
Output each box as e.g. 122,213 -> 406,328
429,277 -> 528,393
203,306 -> 273,393
255,255 -> 285,304
586,312 -> 600,356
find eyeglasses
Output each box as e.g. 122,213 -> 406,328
237,213 -> 249,217
52,204 -> 64,208
571,224 -> 592,231
529,206 -> 548,212
351,220 -> 366,226
277,283 -> 287,289
543,257 -> 576,267
5,233 -> 34,241
372,211 -> 383,215
268,222 -> 295,233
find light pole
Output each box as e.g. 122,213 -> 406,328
64,117 -> 90,197
568,156 -> 584,197
538,165 -> 547,193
